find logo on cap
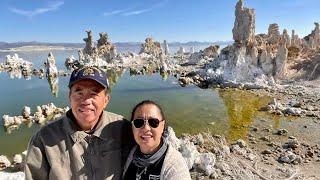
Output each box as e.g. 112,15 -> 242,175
69,66 -> 109,89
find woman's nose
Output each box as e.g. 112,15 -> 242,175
142,121 -> 151,130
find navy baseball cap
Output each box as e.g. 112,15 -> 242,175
69,66 -> 109,89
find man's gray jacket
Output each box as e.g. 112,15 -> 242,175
25,110 -> 134,180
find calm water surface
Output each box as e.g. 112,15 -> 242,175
0,49 -> 272,158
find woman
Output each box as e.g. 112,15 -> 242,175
123,100 -> 191,180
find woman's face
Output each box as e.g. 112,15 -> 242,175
132,104 -> 165,154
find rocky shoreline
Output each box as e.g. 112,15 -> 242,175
1,125 -> 319,179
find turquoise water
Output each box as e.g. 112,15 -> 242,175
0,50 -> 271,158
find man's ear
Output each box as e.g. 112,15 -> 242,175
68,90 -> 71,101
104,93 -> 110,108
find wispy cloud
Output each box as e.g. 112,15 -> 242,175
103,0 -> 168,17
9,1 -> 64,17
123,8 -> 152,16
103,8 -> 132,16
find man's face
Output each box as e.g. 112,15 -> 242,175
69,79 -> 110,130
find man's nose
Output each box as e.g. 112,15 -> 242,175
81,91 -> 93,103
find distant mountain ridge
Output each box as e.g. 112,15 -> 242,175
0,42 -> 83,49
0,41 -> 233,50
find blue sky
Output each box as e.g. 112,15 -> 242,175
0,0 -> 319,43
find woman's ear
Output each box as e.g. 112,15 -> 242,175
162,125 -> 169,138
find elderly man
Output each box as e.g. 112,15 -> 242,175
25,66 -> 133,180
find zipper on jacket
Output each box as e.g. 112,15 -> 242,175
86,135 -> 96,180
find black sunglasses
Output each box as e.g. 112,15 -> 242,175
132,118 -> 164,128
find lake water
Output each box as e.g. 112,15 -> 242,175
0,47 -> 273,158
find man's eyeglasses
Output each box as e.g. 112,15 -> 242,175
132,118 -> 164,128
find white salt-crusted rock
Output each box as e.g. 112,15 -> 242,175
5,54 -> 33,70
13,154 -> 23,164
12,153 -> 25,171
198,153 -> 216,176
291,30 -> 301,47
163,40 -> 170,55
282,29 -> 291,47
22,106 -> 31,119
267,23 -> 280,45
180,139 -> 200,169
3,115 -> 14,127
97,32 -> 117,62
165,126 -> 181,150
45,52 -> 58,77
33,106 -> 46,124
21,151 -> 27,156
275,40 -> 288,78
190,46 -> 195,53
177,47 -> 185,54
230,144 -> 247,155
0,155 -> 11,170
2,115 -> 23,127
193,133 -> 204,146
41,103 -> 57,116
139,37 -> 162,58
0,171 -> 24,180
304,22 -> 320,49
203,45 -> 219,58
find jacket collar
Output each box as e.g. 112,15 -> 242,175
63,110 -> 110,143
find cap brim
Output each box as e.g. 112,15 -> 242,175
69,77 -> 108,89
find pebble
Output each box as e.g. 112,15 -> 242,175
236,139 -> 247,148
260,136 -> 271,142
262,149 -> 273,155
276,129 -> 288,136
288,136 -> 296,139
284,139 -> 300,149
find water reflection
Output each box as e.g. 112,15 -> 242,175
160,71 -> 168,81
218,89 -> 271,141
106,68 -> 124,88
0,67 -> 46,80
6,68 -> 32,80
